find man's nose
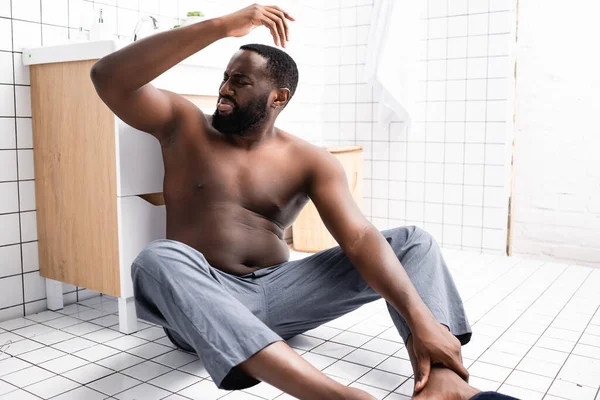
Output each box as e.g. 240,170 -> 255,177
219,80 -> 234,98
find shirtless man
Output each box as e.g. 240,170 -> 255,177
91,4 -> 484,399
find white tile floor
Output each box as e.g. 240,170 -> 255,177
0,249 -> 599,400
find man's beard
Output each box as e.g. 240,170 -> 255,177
211,93 -> 269,135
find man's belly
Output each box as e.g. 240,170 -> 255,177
165,209 -> 290,276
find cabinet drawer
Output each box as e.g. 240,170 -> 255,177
118,195 -> 166,298
117,120 -> 164,197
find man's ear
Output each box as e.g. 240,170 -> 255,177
272,88 -> 291,109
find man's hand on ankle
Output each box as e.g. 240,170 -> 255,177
410,318 -> 469,393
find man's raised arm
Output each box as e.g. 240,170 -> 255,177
90,4 -> 293,143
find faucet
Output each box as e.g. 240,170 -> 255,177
132,16 -> 160,41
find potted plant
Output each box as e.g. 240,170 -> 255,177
183,11 -> 205,26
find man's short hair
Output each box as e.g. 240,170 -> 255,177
240,43 -> 299,101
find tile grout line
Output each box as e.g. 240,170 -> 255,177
492,264 -> 586,391
2,314 -> 195,398
314,341 -> 409,397
8,0 -> 28,321
479,0 -> 490,254
421,0 -> 432,233
439,0 -> 448,247
424,10 -> 514,21
462,255 -> 523,303
340,326 -> 411,396
471,264 -> 592,394
287,303 -> 413,396
466,259 -> 552,353
461,0 -> 471,251
13,304 -> 220,397
541,294 -> 600,399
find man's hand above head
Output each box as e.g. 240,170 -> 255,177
218,4 -> 295,48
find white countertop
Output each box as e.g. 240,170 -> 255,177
23,40 -> 124,66
22,39 -> 226,69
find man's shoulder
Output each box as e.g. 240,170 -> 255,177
273,130 -> 334,190
275,128 -> 329,160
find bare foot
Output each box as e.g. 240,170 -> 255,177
342,386 -> 377,400
413,367 -> 480,400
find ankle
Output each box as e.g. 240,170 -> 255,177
418,367 -> 479,400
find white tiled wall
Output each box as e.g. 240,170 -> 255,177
323,0 -> 517,254
0,0 -> 325,323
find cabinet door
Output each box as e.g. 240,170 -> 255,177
31,59 -> 121,297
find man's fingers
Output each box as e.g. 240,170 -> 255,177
260,16 -> 279,46
265,6 -> 289,41
414,357 -> 430,393
268,5 -> 295,21
263,10 -> 286,47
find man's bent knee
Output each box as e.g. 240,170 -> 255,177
131,240 -> 170,280
387,225 -> 434,246
410,226 -> 435,245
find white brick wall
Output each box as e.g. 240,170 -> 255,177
511,0 -> 600,267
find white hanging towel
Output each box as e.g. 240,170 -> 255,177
364,0 -> 426,133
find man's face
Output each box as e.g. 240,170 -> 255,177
212,50 -> 273,135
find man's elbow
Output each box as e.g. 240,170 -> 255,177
90,62 -> 103,89
89,61 -> 113,93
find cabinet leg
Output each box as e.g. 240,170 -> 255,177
46,279 -> 64,311
118,297 -> 138,334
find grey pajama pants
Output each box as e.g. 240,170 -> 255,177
131,226 -> 472,390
